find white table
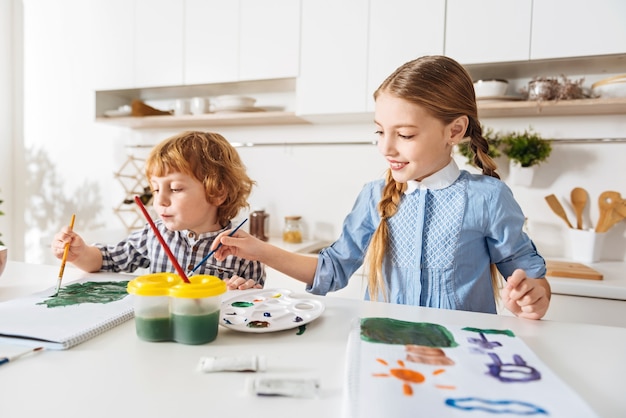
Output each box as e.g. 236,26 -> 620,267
1,261 -> 625,418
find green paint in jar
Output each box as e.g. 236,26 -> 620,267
134,316 -> 171,342
172,311 -> 220,345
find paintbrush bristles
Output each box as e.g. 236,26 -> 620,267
55,214 -> 76,297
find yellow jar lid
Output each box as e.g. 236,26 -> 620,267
169,275 -> 227,299
127,272 -> 183,296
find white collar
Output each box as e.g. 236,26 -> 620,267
404,159 -> 461,194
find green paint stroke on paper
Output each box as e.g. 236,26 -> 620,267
296,324 -> 306,335
38,281 -> 130,308
462,327 -> 515,337
360,317 -> 458,348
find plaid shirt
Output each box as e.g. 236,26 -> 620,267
96,219 -> 265,286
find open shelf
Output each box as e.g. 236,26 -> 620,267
478,97 -> 626,118
96,111 -> 311,129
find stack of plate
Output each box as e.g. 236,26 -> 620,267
213,95 -> 263,113
592,74 -> 626,98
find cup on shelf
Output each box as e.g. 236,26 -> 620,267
190,97 -> 207,115
173,99 -> 189,116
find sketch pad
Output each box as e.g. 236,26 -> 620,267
0,276 -> 134,350
342,317 -> 598,418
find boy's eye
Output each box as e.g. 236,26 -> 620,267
171,188 -> 182,192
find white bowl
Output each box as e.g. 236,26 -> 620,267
473,79 -> 509,98
592,79 -> 626,98
0,246 -> 7,278
213,95 -> 256,110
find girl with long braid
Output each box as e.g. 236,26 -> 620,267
213,55 -> 551,320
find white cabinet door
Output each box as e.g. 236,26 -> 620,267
445,0 -> 532,65
184,0 -> 239,85
531,0 -> 626,59
367,0 -> 445,111
297,0 -> 369,115
92,0 -> 135,90
135,0 -> 184,88
240,0 -> 300,81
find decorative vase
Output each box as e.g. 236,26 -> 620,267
508,161 -> 535,187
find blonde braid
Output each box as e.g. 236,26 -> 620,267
365,170 -> 406,301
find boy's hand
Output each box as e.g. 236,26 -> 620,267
50,228 -> 86,263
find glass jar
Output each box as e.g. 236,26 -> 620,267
283,216 -> 303,244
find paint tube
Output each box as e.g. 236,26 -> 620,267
246,376 -> 320,398
197,355 -> 267,373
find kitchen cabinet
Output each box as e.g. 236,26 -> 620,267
184,0 -> 239,85
185,0 -> 300,85
445,0 -> 532,65
531,0 -> 626,59
239,0 -> 300,81
296,0 -> 369,115
135,0 -> 184,88
366,0 -> 445,111
92,0 -> 135,90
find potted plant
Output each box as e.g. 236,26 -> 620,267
500,128 -> 552,186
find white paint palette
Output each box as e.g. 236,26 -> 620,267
220,288 -> 325,333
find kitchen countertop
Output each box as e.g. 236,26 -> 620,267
546,260 -> 626,301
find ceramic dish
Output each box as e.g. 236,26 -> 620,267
213,106 -> 265,113
220,288 -> 325,333
213,95 -> 257,109
473,79 -> 509,98
104,108 -> 132,117
592,79 -> 626,99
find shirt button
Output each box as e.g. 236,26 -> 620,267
187,231 -> 196,239
187,264 -> 194,271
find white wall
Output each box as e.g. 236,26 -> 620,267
7,0 -> 626,266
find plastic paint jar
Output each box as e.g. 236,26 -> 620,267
127,273 -> 183,342
169,275 -> 227,345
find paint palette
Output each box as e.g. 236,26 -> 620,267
220,288 -> 325,333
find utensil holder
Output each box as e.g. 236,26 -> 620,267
567,229 -> 606,263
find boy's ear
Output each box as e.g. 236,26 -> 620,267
449,116 -> 469,141
209,191 -> 227,206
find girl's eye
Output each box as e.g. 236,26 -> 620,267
399,133 -> 414,140
374,130 -> 383,136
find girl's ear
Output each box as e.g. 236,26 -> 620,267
449,116 -> 469,142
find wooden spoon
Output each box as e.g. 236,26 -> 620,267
596,191 -> 626,232
545,194 -> 573,229
570,187 -> 588,230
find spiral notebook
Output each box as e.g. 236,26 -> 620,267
0,276 -> 134,350
342,317 -> 598,418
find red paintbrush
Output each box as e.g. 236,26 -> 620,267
134,195 -> 190,283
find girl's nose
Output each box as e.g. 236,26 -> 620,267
377,135 -> 394,155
